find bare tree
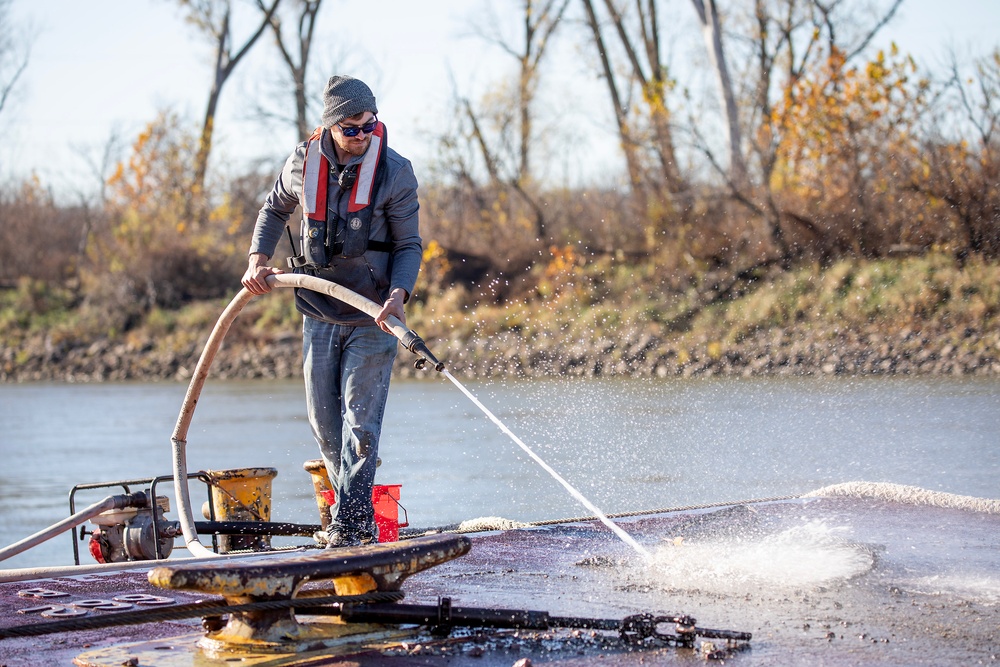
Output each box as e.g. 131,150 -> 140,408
684,0 -> 904,262
461,0 -> 572,240
689,0 -> 746,186
946,49 -> 1000,150
177,0 -> 282,199
581,0 -> 686,196
580,0 -> 645,195
261,0 -> 322,141
70,129 -> 127,281
912,49 -> 1000,258
0,0 -> 30,119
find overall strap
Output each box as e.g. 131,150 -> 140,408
302,127 -> 328,224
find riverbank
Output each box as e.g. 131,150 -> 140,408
4,310 -> 998,383
3,254 -> 999,382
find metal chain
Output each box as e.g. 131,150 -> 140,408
0,590 -> 404,639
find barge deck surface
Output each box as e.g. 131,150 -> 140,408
1,495 -> 997,666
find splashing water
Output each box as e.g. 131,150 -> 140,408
443,370 -> 654,562
650,521 -> 874,591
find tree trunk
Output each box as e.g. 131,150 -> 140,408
580,0 -> 646,196
190,0 -> 283,202
267,0 -> 322,141
596,0 -> 684,193
690,0 -> 748,188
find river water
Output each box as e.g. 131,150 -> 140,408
0,375 -> 998,569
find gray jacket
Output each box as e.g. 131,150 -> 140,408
249,129 -> 422,326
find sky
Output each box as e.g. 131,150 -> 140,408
2,0 -> 998,200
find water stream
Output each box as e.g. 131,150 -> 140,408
442,370 -> 655,562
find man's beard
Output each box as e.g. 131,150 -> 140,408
338,135 -> 371,156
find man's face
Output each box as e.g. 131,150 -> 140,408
330,111 -> 376,157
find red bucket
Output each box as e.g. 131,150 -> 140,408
320,484 -> 408,543
372,484 -> 408,543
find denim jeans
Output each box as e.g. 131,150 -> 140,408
303,316 -> 397,541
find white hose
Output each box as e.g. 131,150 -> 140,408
0,495 -> 134,563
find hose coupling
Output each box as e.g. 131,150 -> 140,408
398,330 -> 445,372
111,491 -> 151,510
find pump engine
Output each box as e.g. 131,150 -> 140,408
87,495 -> 175,563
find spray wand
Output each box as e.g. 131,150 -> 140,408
269,273 -> 445,372
286,222 -> 443,372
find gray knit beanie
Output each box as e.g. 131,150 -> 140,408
321,76 -> 378,127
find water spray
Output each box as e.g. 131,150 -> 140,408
442,370 -> 654,563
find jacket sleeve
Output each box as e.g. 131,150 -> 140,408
249,145 -> 307,260
385,159 -> 423,300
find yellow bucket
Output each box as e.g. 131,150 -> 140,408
205,467 -> 278,553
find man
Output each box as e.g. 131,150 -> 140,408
242,75 -> 421,548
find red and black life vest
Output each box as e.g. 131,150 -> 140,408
289,123 -> 391,269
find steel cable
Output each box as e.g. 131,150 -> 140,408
523,494 -> 802,526
402,494 -> 802,536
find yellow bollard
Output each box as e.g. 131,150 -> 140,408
205,467 -> 278,553
303,459 -> 335,531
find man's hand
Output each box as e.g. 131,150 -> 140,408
375,288 -> 408,333
242,253 -> 283,295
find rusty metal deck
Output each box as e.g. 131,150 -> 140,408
1,497 -> 997,666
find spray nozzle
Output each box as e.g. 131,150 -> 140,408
398,330 -> 445,372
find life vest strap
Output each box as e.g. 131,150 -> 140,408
286,238 -> 395,270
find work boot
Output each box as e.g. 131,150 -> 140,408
324,531 -> 362,549
323,525 -> 361,549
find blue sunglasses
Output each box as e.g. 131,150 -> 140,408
337,116 -> 378,137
